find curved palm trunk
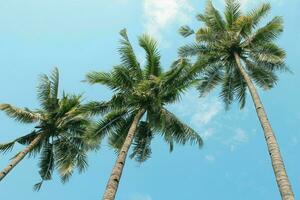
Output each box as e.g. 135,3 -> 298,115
0,133 -> 44,181
234,53 -> 294,200
102,109 -> 145,200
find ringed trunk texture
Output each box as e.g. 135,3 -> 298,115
0,133 -> 45,181
234,52 -> 294,200
102,109 -> 145,200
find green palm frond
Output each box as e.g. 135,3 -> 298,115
119,29 -> 143,79
197,64 -> 223,96
179,25 -> 195,38
50,67 -> 59,100
129,121 -> 153,163
197,0 -> 225,32
246,3 -> 271,29
224,0 -> 241,28
37,74 -> 51,110
81,101 -> 110,116
158,109 -> 203,147
244,16 -> 283,47
0,141 -> 16,154
0,104 -> 41,123
178,43 -> 208,58
87,109 -> 129,141
35,141 -> 54,190
232,69 -> 247,109
139,34 -> 161,77
220,68 -> 235,110
86,65 -> 136,92
108,111 -> 136,151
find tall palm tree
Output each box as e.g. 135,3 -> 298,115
179,0 -> 294,199
84,29 -> 203,200
0,68 -> 90,190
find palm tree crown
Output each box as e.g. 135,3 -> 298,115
0,68 -> 90,190
85,29 -> 203,162
179,0 -> 288,109
179,1 -> 295,199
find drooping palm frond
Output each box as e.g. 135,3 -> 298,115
54,134 -> 88,183
0,141 -> 16,154
108,111 -> 137,151
34,141 -> 54,191
0,104 -> 41,123
158,109 -> 203,147
129,121 -> 153,163
87,109 -> 129,141
197,64 -> 224,97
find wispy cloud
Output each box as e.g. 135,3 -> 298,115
169,91 -> 222,141
224,128 -> 249,152
143,0 -> 193,41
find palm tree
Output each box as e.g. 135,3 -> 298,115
84,29 -> 203,200
179,0 -> 294,199
0,68 -> 90,190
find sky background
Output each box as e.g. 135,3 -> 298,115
0,0 -> 299,199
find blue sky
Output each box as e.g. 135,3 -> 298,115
0,0 -> 299,199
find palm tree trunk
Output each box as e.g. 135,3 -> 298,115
0,133 -> 45,181
102,109 -> 145,200
234,52 -> 294,200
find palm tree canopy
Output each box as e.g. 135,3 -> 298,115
85,29 -> 203,163
179,0 -> 288,109
0,68 -> 90,190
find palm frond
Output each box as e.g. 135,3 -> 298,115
129,121 -> 153,163
246,3 -> 271,29
197,64 -> 223,96
158,109 -> 203,147
0,141 -> 16,154
179,25 -> 195,37
139,34 -> 161,77
0,104 -> 41,123
37,74 -> 51,110
197,0 -> 225,32
37,141 -> 54,182
119,29 -> 143,80
220,67 -> 235,110
50,67 -> 59,100
108,111 -> 137,151
244,16 -> 283,47
178,43 -> 208,58
81,101 -> 110,116
224,0 -> 241,28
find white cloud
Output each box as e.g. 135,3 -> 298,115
143,0 -> 193,40
225,128 -> 249,151
168,92 -> 222,142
